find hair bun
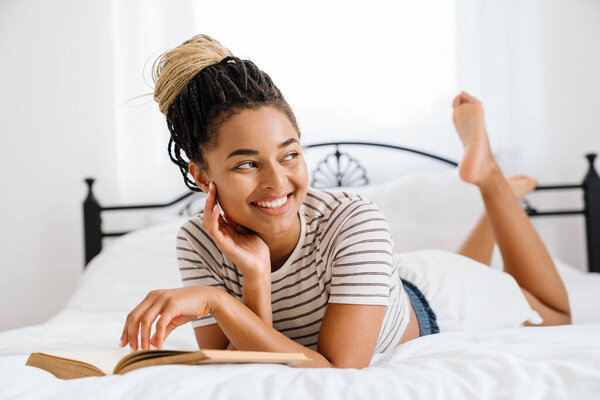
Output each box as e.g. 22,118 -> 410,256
152,34 -> 233,115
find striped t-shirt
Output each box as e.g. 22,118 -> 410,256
176,187 -> 411,354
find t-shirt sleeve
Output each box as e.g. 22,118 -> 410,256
327,200 -> 395,306
176,221 -> 226,328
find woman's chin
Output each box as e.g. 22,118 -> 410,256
252,223 -> 293,238
245,215 -> 299,238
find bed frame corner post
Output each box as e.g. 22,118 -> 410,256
83,178 -> 102,268
583,153 -> 600,273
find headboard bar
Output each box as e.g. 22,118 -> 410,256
583,153 -> 600,273
83,178 -> 102,265
82,178 -> 198,264
82,144 -> 600,273
534,184 -> 583,190
304,141 -> 459,167
101,192 -> 195,211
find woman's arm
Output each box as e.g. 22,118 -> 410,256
242,274 -> 273,326
200,183 -> 275,349
226,273 -> 272,350
122,285 -> 385,368
211,288 -> 386,369
213,288 -> 329,367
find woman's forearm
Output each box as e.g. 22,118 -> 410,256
211,288 -> 333,368
242,274 -> 273,326
227,274 -> 272,350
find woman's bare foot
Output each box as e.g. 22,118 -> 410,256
452,91 -> 497,186
507,175 -> 538,199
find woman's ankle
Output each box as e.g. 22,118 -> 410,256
460,156 -> 500,187
476,161 -> 508,195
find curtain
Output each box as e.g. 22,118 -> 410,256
457,0 -> 546,178
111,0 -> 201,202
111,0 -> 596,269
111,0 -> 459,201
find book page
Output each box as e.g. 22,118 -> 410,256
46,350 -> 132,375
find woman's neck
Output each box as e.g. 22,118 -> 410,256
259,215 -> 301,272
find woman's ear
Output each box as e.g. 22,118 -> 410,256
188,161 -> 210,193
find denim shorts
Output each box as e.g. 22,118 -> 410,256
401,278 -> 440,336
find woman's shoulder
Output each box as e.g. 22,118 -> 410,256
176,214 -> 221,255
302,188 -> 391,246
303,187 -> 381,219
177,213 -> 203,235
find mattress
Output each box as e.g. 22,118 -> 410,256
1,218 -> 599,399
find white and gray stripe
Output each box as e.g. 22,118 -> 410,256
176,187 -> 410,355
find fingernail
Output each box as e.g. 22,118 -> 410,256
209,182 -> 213,191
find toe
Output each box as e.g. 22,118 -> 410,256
452,96 -> 461,107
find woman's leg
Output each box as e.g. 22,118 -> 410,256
452,92 -> 571,325
456,214 -> 494,265
457,175 -> 538,266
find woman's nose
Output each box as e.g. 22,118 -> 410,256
261,162 -> 286,189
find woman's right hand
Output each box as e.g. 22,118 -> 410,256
202,182 -> 271,279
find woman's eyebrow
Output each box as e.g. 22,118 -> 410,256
226,149 -> 258,159
278,138 -> 299,148
225,138 -> 299,160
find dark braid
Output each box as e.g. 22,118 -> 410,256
164,56 -> 300,192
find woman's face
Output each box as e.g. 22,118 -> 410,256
195,106 -> 309,236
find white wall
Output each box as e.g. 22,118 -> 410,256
0,0 -> 118,332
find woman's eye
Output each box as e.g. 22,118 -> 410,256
283,152 -> 299,161
235,161 -> 256,170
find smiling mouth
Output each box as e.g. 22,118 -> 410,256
251,193 -> 293,209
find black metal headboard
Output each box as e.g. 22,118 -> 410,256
83,141 -> 600,273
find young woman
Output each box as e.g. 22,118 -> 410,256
120,34 -> 571,369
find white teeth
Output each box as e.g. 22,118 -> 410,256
255,195 -> 288,209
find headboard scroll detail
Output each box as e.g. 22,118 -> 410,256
82,142 -> 600,273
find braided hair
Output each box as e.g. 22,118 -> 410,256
153,34 -> 301,192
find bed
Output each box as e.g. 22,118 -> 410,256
1,142 -> 600,399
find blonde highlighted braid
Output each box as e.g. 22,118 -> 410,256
152,34 -> 300,191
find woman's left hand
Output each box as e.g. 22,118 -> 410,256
120,286 -> 220,351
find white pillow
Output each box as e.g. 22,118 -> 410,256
395,250 -> 543,331
130,170 -> 479,252
328,170 -> 485,253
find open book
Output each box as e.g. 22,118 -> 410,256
26,349 -> 309,379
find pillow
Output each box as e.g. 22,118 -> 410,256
68,218 -> 188,313
395,250 -> 543,331
328,170 -> 485,253
121,170 -> 480,252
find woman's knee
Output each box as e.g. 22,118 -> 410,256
520,287 -> 571,326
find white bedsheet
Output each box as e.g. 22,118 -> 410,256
1,219 -> 599,399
